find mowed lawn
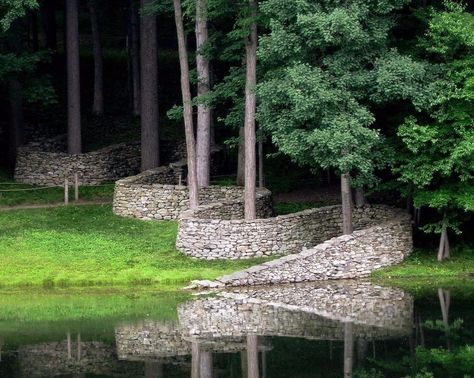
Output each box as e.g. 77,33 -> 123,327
0,205 -> 267,288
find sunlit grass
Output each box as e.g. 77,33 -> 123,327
0,205 -> 269,288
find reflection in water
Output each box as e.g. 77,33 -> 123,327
0,281 -> 472,377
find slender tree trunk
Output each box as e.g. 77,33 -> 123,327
244,0 -> 258,220
191,342 -> 201,378
344,322 -> 354,378
200,351 -> 213,378
237,126 -> 245,186
437,224 -> 450,261
173,0 -> 199,209
140,0 -> 160,170
66,0 -> 82,154
341,173 -> 353,234
41,0 -> 57,50
8,78 -> 24,166
258,139 -> 264,187
247,335 -> 259,378
130,0 -> 140,115
196,0 -> 211,188
89,0 -> 104,115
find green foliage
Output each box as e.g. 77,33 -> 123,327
257,0 -> 420,189
395,1 -> 474,234
0,0 -> 37,31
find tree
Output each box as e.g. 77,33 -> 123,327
140,0 -> 160,171
66,0 -> 82,154
173,0 -> 199,209
395,1 -> 474,261
195,0 -> 211,188
89,0 -> 104,116
128,0 -> 140,116
257,0 -> 413,232
244,0 -> 257,220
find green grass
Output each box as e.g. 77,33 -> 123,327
0,205 -> 269,288
372,246 -> 474,282
273,201 -> 321,215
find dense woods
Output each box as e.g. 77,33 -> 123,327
0,0 -> 473,259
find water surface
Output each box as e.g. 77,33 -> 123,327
0,281 -> 472,377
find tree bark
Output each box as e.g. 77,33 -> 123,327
66,0 -> 82,154
244,0 -> 258,220
41,0 -> 57,50
341,173 -> 353,234
258,139 -> 264,188
196,0 -> 211,188
200,350 -> 213,378
237,126 -> 245,186
89,0 -> 104,115
130,0 -> 140,115
344,322 -> 354,378
191,342 -> 201,378
140,0 -> 160,170
29,10 -> 39,51
437,224 -> 450,261
173,0 -> 199,209
8,78 -> 24,166
246,335 -> 259,378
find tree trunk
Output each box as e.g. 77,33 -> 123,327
130,0 -> 140,115
344,322 -> 354,378
247,335 -> 259,378
140,0 -> 160,170
8,78 -> 24,166
200,351 -> 213,378
196,0 -> 211,188
41,0 -> 57,50
29,10 -> 39,51
89,0 -> 104,115
191,342 -> 201,378
354,187 -> 366,207
66,0 -> 82,155
437,224 -> 450,261
173,0 -> 199,209
258,139 -> 264,188
244,0 -> 258,220
237,126 -> 245,186
341,173 -> 353,234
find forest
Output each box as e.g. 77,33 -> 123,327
0,0 -> 473,283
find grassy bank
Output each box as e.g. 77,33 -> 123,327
0,205 -> 268,288
372,246 -> 474,282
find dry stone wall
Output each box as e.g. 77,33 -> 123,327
14,142 -> 141,186
113,165 -> 273,221
14,136 -> 188,186
177,204 -> 411,261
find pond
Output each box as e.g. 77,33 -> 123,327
0,281 -> 473,377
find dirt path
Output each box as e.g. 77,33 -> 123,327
0,200 -> 112,212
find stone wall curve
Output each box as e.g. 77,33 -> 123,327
113,163 -> 273,220
177,203 -> 411,261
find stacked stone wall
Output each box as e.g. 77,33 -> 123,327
113,165 -> 273,221
177,204 -> 410,260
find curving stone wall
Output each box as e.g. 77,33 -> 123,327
14,136 -> 188,186
14,140 -> 141,186
113,165 -> 273,221
177,204 -> 411,261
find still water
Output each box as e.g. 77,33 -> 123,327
0,281 -> 472,377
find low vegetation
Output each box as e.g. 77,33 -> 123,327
0,205 -> 269,288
